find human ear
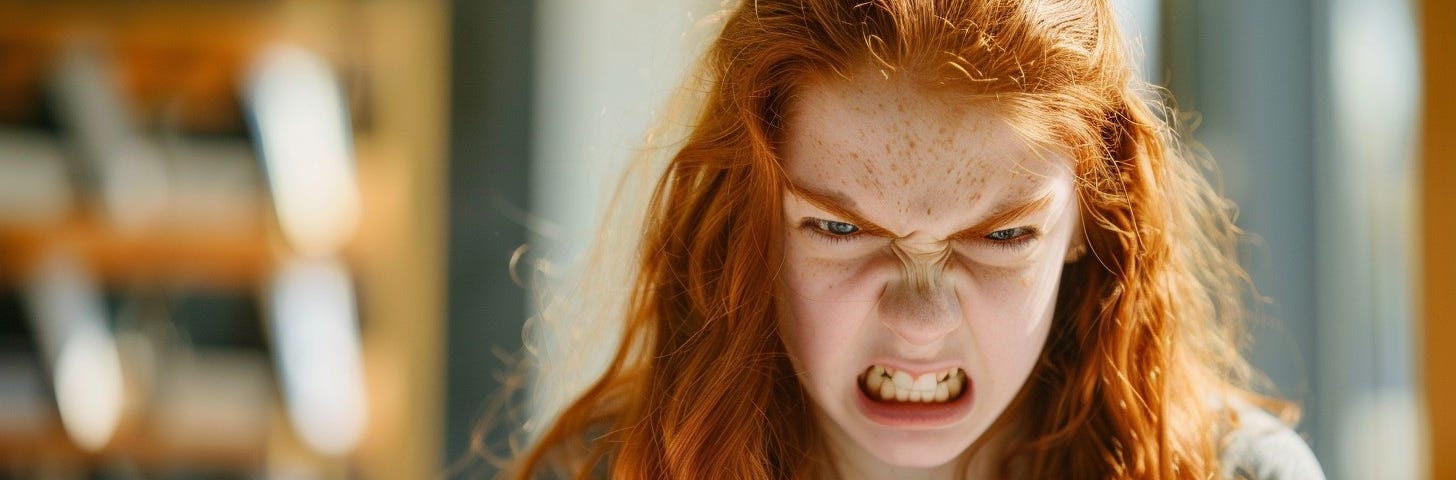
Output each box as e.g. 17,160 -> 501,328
1064,209 -> 1088,264
1064,242 -> 1088,263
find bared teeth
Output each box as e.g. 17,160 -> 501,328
912,373 -> 936,391
892,371 -> 913,389
866,365 -> 886,391
861,365 -> 967,403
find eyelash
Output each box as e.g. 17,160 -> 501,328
982,226 -> 1039,250
802,219 -> 861,244
801,218 -> 1040,250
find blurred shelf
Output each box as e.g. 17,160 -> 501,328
0,349 -> 302,472
0,0 -> 370,133
0,0 -> 448,478
0,399 -> 271,472
0,140 -> 392,289
0,215 -> 272,289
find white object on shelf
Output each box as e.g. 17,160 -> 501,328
243,45 -> 361,258
50,45 -> 170,233
266,256 -> 368,456
23,251 -> 125,452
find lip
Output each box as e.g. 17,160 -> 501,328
866,359 -> 964,378
853,365 -> 974,429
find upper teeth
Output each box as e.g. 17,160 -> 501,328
863,365 -> 966,403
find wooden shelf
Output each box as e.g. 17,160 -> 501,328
0,215 -> 272,288
0,396 -> 271,472
0,1 -> 448,478
0,1 -> 370,134
0,139 -> 397,289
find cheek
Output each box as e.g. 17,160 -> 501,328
959,203 -> 1079,371
780,232 -> 905,305
959,257 -> 1065,375
776,243 -> 883,374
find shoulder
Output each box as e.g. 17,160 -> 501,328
1218,404 -> 1326,480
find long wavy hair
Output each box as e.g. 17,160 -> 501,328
497,0 -> 1289,478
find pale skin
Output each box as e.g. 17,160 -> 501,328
775,70 -> 1084,479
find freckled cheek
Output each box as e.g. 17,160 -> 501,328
776,246 -> 891,371
958,261 -> 1064,371
777,269 -> 874,381
965,260 -> 1063,315
780,241 -> 891,302
777,287 -> 869,376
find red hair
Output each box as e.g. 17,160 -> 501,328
497,0 -> 1289,478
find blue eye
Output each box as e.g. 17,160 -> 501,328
802,218 -> 862,243
984,227 -> 1036,246
822,220 -> 859,236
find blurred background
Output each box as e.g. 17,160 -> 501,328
0,0 -> 1448,479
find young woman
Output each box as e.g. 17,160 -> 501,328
500,0 -> 1324,478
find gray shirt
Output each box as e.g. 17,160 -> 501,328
1219,405 -> 1326,480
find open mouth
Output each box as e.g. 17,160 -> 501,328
858,364 -> 968,404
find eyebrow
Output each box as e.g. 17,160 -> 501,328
785,182 -> 1054,240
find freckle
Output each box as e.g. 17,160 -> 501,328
857,176 -> 873,191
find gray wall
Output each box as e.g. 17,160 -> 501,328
445,0 -> 534,474
1163,0 -> 1423,478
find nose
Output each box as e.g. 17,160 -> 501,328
878,239 -> 962,345
877,276 -> 963,346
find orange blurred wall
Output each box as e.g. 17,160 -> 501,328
1425,0 -> 1455,476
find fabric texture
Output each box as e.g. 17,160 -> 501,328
1219,404 -> 1326,480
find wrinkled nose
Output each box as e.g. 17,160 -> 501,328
878,279 -> 962,346
879,239 -> 961,345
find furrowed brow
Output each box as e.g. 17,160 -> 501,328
784,182 -> 897,237
948,194 -> 1054,240
786,182 -> 1056,240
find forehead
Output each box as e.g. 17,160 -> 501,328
780,73 -> 1073,228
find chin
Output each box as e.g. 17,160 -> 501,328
855,426 -> 973,468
